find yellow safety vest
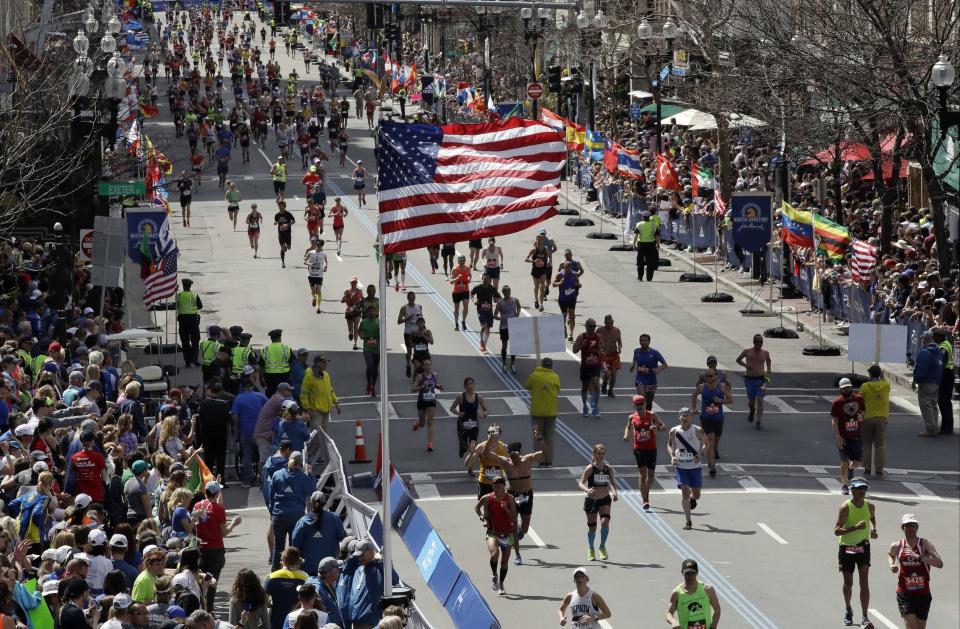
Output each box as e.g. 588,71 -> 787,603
31,355 -> 48,380
264,342 -> 291,374
199,339 -> 221,366
634,220 -> 657,243
272,163 -> 287,183
232,345 -> 254,375
176,291 -> 199,315
17,349 -> 32,373
940,340 -> 955,371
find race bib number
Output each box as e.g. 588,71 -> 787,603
461,419 -> 478,430
677,450 -> 695,463
534,258 -> 545,267
592,473 -> 609,485
421,390 -> 435,402
845,419 -> 858,432
183,189 -> 191,196
903,575 -> 927,591
564,288 -> 576,296
486,259 -> 498,268
513,493 -> 529,505
309,263 -> 323,274
414,343 -> 428,352
686,622 -> 707,629
585,354 -> 599,366
485,468 -> 502,480
706,404 -> 720,415
365,338 -> 376,347
496,535 -> 512,548
638,428 -> 651,441
844,544 -> 864,555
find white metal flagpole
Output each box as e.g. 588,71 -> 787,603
377,221 -> 392,599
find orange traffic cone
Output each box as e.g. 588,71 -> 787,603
350,419 -> 371,463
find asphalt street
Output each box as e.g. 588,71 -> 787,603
139,17 -> 959,628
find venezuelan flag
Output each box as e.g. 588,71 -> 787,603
780,202 -> 814,248
584,129 -> 605,162
813,213 -> 851,260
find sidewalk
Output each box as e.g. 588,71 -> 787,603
555,180 -> 919,389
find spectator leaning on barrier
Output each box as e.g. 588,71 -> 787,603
912,331 -> 944,437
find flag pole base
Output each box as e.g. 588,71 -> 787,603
764,326 -> 800,339
556,208 -> 579,216
802,344 -> 842,356
679,273 -> 711,282
701,292 -> 734,302
566,218 -> 594,227
609,244 -> 633,251
586,232 -> 617,240
740,308 -> 777,317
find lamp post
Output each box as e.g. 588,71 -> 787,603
637,17 -> 676,154
521,6 -> 550,120
104,52 -> 127,149
929,54 -> 959,271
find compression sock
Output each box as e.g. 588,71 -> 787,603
587,530 -> 596,550
489,557 -> 497,576
600,527 -> 609,547
592,392 -> 600,409
499,567 -> 508,586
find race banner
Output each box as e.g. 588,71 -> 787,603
730,192 -> 773,252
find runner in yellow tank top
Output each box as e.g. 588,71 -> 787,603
464,425 -> 507,498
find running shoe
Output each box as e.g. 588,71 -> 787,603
411,421 -> 420,432
756,423 -> 762,430
587,548 -> 595,561
861,617 -> 873,628
591,405 -> 600,417
348,333 -> 353,341
534,300 -> 540,309
394,283 -> 400,292
501,363 -> 507,373
510,366 -> 517,375
455,323 -> 460,331
600,379 -> 608,394
642,502 -> 650,510
461,319 -> 467,329
491,576 -> 498,591
498,585 -> 506,596
842,610 -> 853,626
747,411 -> 754,423
479,342 -> 487,353
598,547 -> 608,560
709,466 -> 717,477
311,296 -> 316,306
683,521 -> 692,530
513,554 -> 522,565
690,498 -> 698,510
841,485 -> 849,495
582,405 -> 589,417
426,441 -> 433,452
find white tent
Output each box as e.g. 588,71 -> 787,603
664,108 -> 717,128
689,111 -> 768,131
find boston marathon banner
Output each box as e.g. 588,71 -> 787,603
729,192 -> 773,252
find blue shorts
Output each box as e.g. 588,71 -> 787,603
477,309 -> 494,327
839,438 -> 863,462
675,466 -> 703,488
483,266 -> 500,279
635,375 -> 658,389
745,376 -> 767,399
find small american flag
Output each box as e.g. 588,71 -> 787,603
849,238 -> 876,284
376,118 -> 565,253
143,219 -> 179,305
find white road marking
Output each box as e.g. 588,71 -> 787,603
757,522 -> 788,544
526,526 -> 547,549
599,621 -> 614,629
765,395 -> 799,414
387,403 -> 400,420
437,402 -> 456,418
901,482 -> 941,500
651,401 -> 666,413
822,395 -> 838,404
504,396 -> 529,415
816,477 -> 844,494
737,476 -> 768,492
258,147 -> 271,165
868,608 -> 900,629
720,464 -> 745,473
891,396 -> 922,415
243,175 -> 253,180
414,488 -> 959,503
410,473 -> 440,499
653,478 -> 682,494
803,465 -> 828,474
566,395 -> 586,413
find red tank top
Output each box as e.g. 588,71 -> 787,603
632,411 -> 657,450
487,493 -> 513,535
896,539 -> 931,595
581,333 -> 601,366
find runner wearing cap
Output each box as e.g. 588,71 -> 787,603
411,359 -> 443,452
691,367 -> 733,477
834,476 -> 878,627
341,277 -> 363,350
471,273 -> 498,353
623,395 -> 666,510
525,234 -> 551,312
474,477 -> 517,595
352,160 -> 367,206
303,238 -> 328,313
665,559 -> 721,629
450,255 -> 472,331
667,408 -> 706,530
736,334 -> 772,428
577,444 -> 618,561
466,424 -> 509,490
888,514 -> 944,629
630,333 -> 668,409
558,567 -> 612,628
832,378 -> 866,494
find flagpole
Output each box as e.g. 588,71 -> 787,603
377,212 -> 393,600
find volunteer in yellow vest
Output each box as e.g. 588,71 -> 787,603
18,337 -> 35,380
834,476 -> 878,627
859,365 -> 890,475
300,354 -> 341,432
199,326 -> 223,385
464,425 -> 508,497
262,328 -> 293,396
665,559 -> 720,629
934,329 -> 954,435
271,156 -> 287,201
633,210 -> 660,283
176,278 -> 203,367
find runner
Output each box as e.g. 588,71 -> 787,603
622,395 -> 666,510
427,244 -> 441,274
834,477 -> 878,627
274,200 -> 295,268
303,199 -> 323,242
337,127 -> 349,166
474,477 -> 517,596
177,170 -> 193,228
271,155 -> 287,201
358,309 -> 380,397
224,180 -> 241,229
340,277 -> 363,350
665,559 -> 721,629
577,444 -> 617,561
471,273 -> 498,353
525,235 -> 550,312
303,238 -> 327,314
329,197 -> 347,256
397,292 -> 423,378
832,378 -> 866,494
494,286 -> 520,374
245,205 -> 262,258
214,141 -> 232,189
468,238 -> 483,270
558,567 -> 612,628
352,160 -> 367,207
450,255 -> 472,331
598,315 -> 622,397
450,378 -> 490,474
411,358 -> 442,452
630,333 -> 668,407
888,514 -> 944,629
480,427 -> 546,566
691,367 -> 733,477
465,424 -> 509,487
190,148 -> 204,187
554,261 -> 581,341
667,408 -> 706,530
390,251 -> 407,292
481,238 -> 504,289
441,242 -> 456,276
735,333 -> 772,429
573,319 -> 604,417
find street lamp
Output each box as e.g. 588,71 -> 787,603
637,18 -> 652,40
576,9 -> 590,29
73,28 -> 90,56
932,54 -> 960,138
635,20 -> 677,154
84,10 -> 99,36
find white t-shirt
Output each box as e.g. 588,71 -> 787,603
306,250 -> 327,277
77,552 -> 114,591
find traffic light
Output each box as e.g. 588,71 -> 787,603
547,65 -> 562,93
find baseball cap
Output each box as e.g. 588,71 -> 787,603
318,557 -> 339,574
541,357 -> 553,367
141,544 -> 160,557
339,536 -> 357,555
41,548 -> 58,561
30,450 -> 49,461
573,566 -> 589,579
296,347 -> 309,356
55,545 -> 74,564
74,493 -> 92,508
677,406 -> 692,416
839,377 -> 853,388
243,365 -> 256,375
632,395 -> 646,405
900,513 -> 919,526
32,461 -> 49,473
112,593 -> 133,611
83,307 -> 95,315
681,558 -> 699,574
131,460 -> 152,474
849,477 -> 869,490
172,572 -> 193,591
353,539 -> 375,557
14,423 -> 35,437
282,399 -> 300,411
109,534 -> 128,548
42,579 -> 60,596
166,606 -> 186,619
205,480 -> 223,494
508,441 -> 522,454
276,382 -> 292,391
88,529 -> 108,546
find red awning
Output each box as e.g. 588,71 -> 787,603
861,160 -> 909,181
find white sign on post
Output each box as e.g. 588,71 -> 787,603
507,315 -> 566,357
848,323 -> 908,364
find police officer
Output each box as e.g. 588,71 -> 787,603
934,329 -> 954,435
263,329 -> 293,396
199,326 -> 223,384
232,332 -> 258,385
176,279 -> 203,366
633,211 -> 660,282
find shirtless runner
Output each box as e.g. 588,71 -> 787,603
598,315 -> 623,398
480,426 -> 547,566
735,333 -> 772,429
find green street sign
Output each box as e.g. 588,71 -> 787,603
98,181 -> 146,196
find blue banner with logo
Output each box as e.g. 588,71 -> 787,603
729,192 -> 772,252
126,209 -> 169,265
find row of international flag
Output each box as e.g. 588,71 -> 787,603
780,201 -> 867,266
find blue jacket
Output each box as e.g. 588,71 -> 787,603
290,512 -> 345,576
290,361 -> 308,403
112,559 -> 140,588
348,559 -> 386,626
913,343 -> 944,385
269,467 -> 314,518
261,454 -> 288,505
305,575 -> 346,629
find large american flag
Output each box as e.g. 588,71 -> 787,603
143,218 -> 179,305
376,118 -> 565,253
